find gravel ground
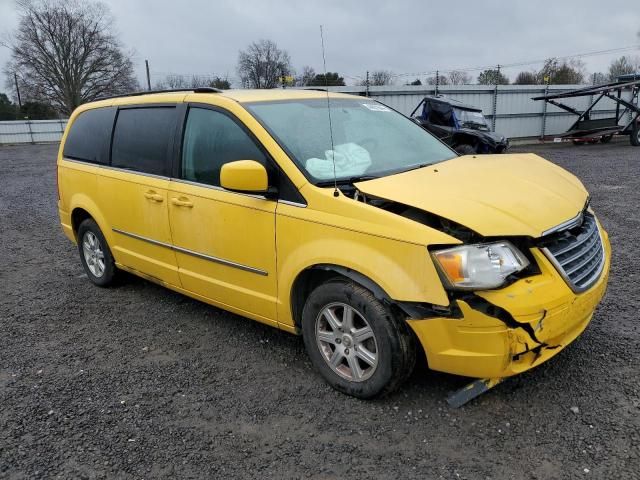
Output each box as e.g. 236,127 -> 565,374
1,139 -> 638,479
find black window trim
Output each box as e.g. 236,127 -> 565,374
173,102 -> 306,206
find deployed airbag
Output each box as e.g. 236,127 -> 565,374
305,143 -> 372,180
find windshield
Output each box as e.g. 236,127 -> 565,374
454,108 -> 488,129
244,99 -> 456,184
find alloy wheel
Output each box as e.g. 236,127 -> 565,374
82,231 -> 105,278
315,302 -> 379,382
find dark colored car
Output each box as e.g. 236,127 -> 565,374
410,95 -> 509,154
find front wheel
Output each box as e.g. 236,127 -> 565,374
455,144 -> 476,155
301,280 -> 415,399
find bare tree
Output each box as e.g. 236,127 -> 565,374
237,39 -> 291,89
154,74 -> 208,89
477,69 -> 509,85
447,70 -> 471,85
154,74 -> 231,90
608,56 -> 640,81
154,74 -> 190,89
4,0 -> 138,115
425,75 -> 449,86
368,70 -> 394,86
295,65 -> 316,86
537,58 -> 585,84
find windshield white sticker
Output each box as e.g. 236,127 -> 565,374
362,103 -> 391,112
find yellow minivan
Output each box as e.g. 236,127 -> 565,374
57,88 -> 610,402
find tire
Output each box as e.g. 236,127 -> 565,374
301,279 -> 416,399
455,144 -> 476,155
631,123 -> 640,147
572,139 -> 585,146
600,134 -> 613,144
77,218 -> 118,287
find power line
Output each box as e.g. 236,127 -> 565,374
142,44 -> 640,87
389,44 -> 640,78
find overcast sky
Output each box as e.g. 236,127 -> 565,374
0,0 -> 638,87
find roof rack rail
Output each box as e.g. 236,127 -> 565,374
96,87 -> 222,101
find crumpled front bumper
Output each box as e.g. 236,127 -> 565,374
408,229 -> 611,379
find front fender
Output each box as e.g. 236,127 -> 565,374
275,212 -> 450,327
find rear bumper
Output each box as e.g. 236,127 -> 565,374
408,230 -> 611,379
58,202 -> 75,243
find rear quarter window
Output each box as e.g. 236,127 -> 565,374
111,107 -> 176,176
63,107 -> 116,164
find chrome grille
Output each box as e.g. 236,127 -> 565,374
541,213 -> 605,292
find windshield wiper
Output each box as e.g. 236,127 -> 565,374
316,175 -> 379,187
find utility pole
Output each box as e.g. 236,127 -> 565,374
14,72 -> 22,109
435,70 -> 439,96
365,71 -> 370,97
145,60 -> 151,91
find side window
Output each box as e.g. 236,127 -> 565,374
63,107 -> 115,164
111,107 -> 176,176
429,102 -> 454,127
181,107 -> 267,186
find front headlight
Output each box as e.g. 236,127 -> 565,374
431,241 -> 529,290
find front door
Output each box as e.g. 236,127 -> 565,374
168,105 -> 278,323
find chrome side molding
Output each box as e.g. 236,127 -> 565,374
112,228 -> 268,276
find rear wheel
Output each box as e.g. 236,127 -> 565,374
455,144 -> 476,155
600,134 -> 613,144
301,280 -> 415,399
631,123 -> 640,146
77,218 -> 117,287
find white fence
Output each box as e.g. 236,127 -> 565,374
0,119 -> 67,144
305,84 -> 639,139
1,84 -> 637,144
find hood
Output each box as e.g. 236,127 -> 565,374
460,128 -> 507,145
354,153 -> 588,238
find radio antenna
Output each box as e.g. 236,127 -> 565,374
320,25 -> 339,197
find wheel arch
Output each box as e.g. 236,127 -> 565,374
68,194 -> 112,246
289,264 -> 446,330
452,132 -> 479,148
290,264 -> 390,329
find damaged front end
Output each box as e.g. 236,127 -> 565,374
407,222 -> 611,406
345,159 -> 611,405
347,189 -> 611,405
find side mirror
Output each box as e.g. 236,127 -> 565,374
220,160 -> 270,194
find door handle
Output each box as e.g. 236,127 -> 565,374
144,190 -> 164,202
171,197 -> 193,208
